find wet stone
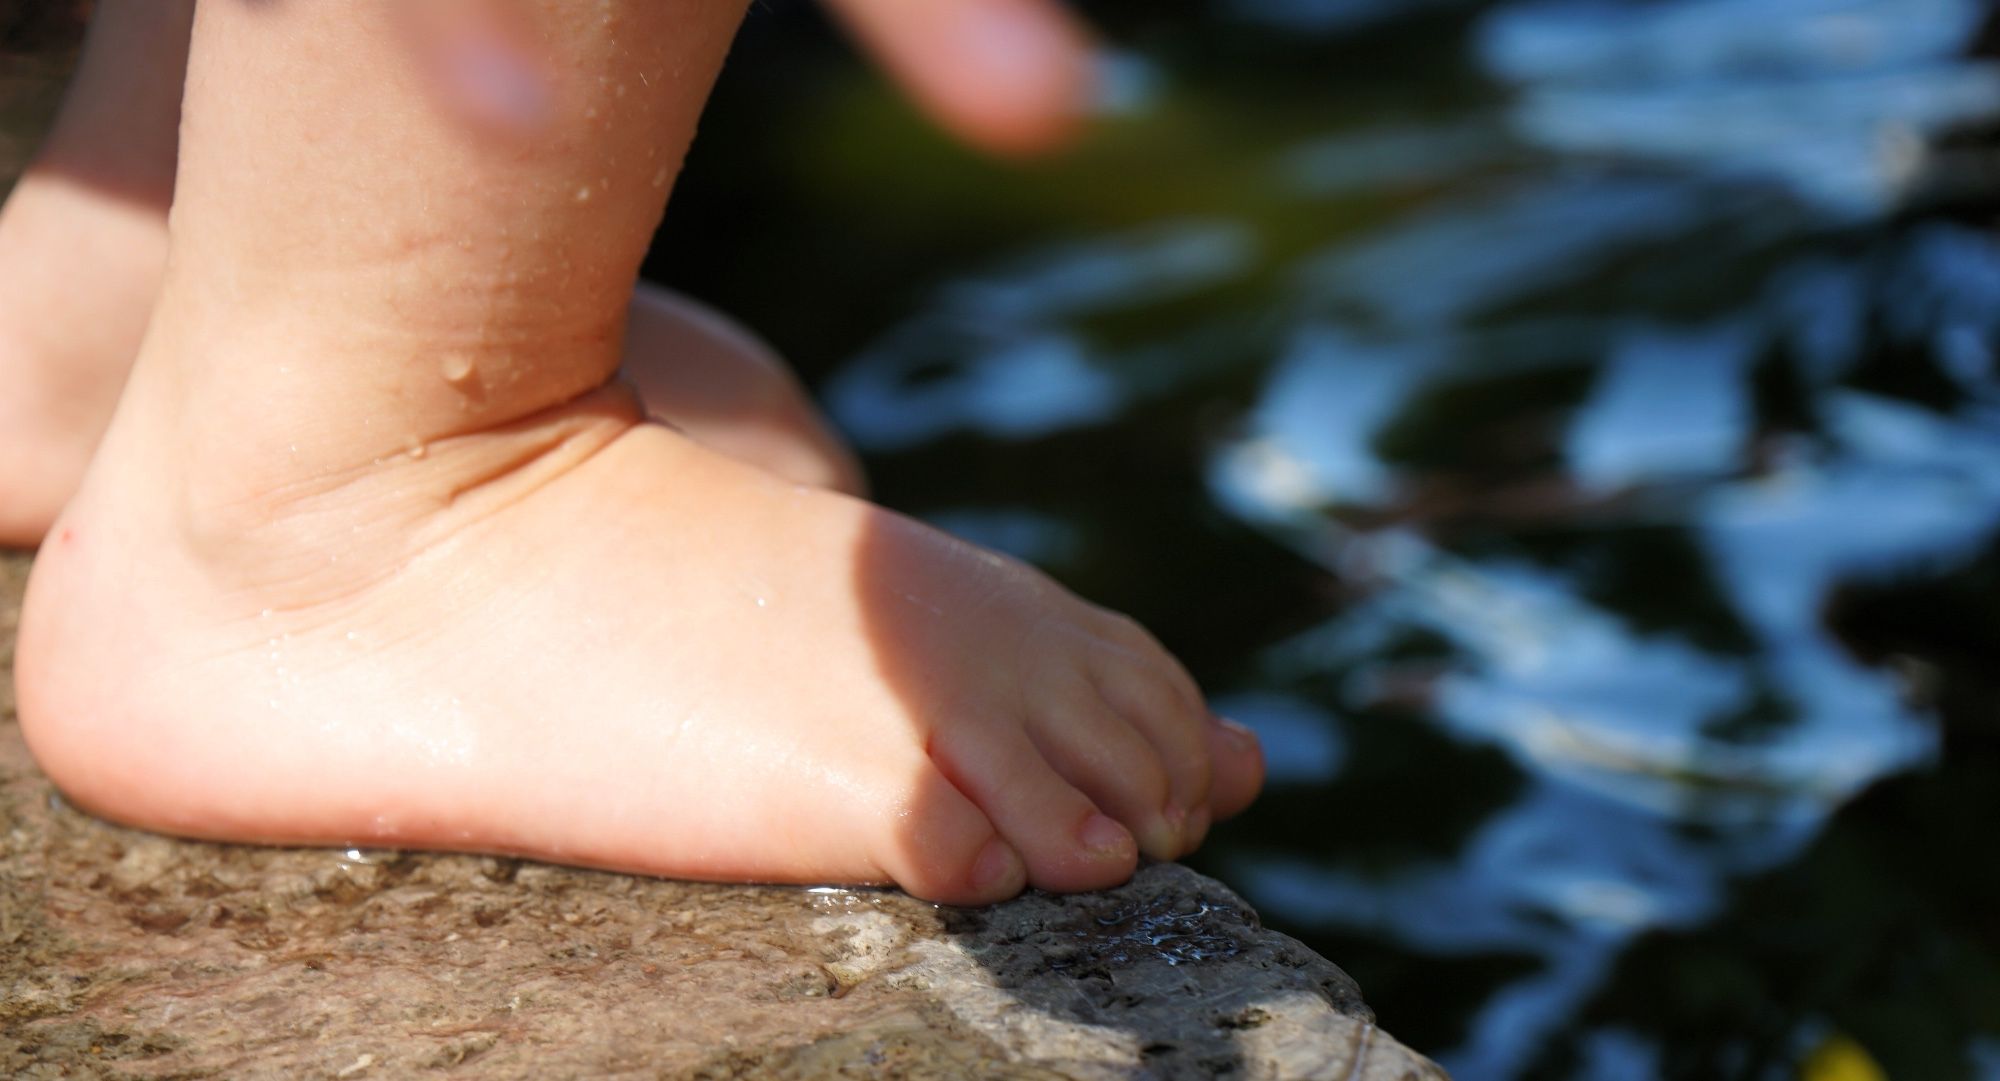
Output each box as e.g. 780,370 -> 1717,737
0,553 -> 1444,1079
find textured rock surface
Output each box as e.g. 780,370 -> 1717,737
0,552 -> 1444,1080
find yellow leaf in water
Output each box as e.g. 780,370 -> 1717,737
1801,1034 -> 1888,1081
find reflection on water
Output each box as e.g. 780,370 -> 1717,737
828,222 -> 1254,449
1483,0 -> 2000,214
674,0 -> 2000,1077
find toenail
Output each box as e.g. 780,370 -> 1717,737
1184,806 -> 1213,851
1215,716 -> 1259,752
1078,813 -> 1134,857
972,838 -> 1022,893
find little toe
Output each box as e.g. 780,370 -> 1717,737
1090,654 -> 1213,822
1089,609 -> 1210,711
874,764 -> 1028,905
932,725 -> 1139,893
1206,715 -> 1266,821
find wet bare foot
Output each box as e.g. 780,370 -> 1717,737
15,0 -> 1261,906
0,191 -> 859,550
19,355 -> 1262,903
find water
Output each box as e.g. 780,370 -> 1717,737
654,2 -> 2000,1078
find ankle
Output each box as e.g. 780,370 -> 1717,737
137,264 -> 634,457
85,342 -> 642,610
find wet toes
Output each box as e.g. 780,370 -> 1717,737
874,764 -> 1027,905
1091,655 -> 1213,821
1028,695 -> 1182,860
932,725 -> 1139,893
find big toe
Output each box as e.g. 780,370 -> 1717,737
873,764 -> 1028,906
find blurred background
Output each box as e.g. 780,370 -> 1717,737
8,1 -> 2000,1078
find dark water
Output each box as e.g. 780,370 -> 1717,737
656,2 -> 2000,1078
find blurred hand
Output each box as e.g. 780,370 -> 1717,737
821,0 -> 1096,156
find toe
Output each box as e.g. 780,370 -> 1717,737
1027,691 -> 1181,861
932,724 -> 1139,893
872,764 -> 1027,905
1206,715 -> 1265,821
1089,608 -> 1209,711
1090,651 -> 1213,823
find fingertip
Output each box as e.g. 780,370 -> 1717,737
830,0 -> 1098,157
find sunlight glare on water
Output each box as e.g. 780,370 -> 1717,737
786,0 -> 2000,1076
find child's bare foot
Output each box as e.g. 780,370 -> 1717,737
22,366 -> 1260,902
13,0 -> 1260,905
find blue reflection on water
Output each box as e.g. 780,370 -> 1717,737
1481,0 -> 2000,214
1238,778 -> 1824,1076
1300,174 -> 1726,329
828,223 -> 1254,449
1210,692 -> 1348,785
820,0 -> 2000,1075
1568,323 -> 1759,489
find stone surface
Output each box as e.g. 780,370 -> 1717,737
0,552 -> 1445,1080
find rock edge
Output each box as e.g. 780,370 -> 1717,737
0,552 -> 1445,1079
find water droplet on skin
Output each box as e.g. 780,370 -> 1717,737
575,186 -> 592,203
651,167 -> 670,189
755,596 -> 768,608
441,354 -> 477,384
408,439 -> 429,460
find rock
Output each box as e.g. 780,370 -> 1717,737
0,553 -> 1444,1080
